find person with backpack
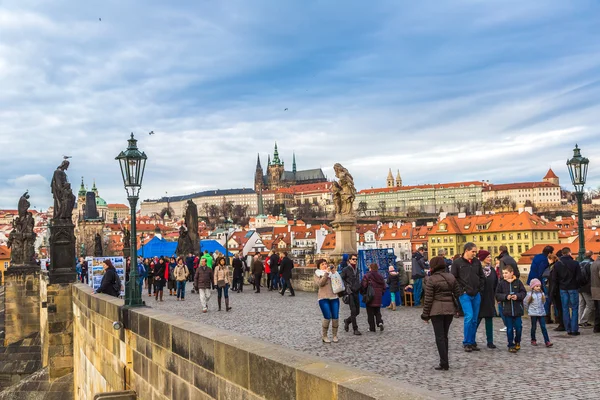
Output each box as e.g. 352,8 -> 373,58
554,247 -> 583,335
341,254 -> 362,335
361,263 -> 386,332
95,259 -> 121,297
411,247 -> 427,306
578,251 -> 595,328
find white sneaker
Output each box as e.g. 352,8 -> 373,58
499,327 -> 507,332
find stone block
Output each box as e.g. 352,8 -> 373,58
137,314 -> 150,339
216,377 -> 262,400
189,332 -> 214,372
171,375 -> 191,399
151,319 -> 171,350
176,355 -> 192,383
248,349 -> 300,400
214,339 -> 248,389
171,326 -> 190,360
338,377 -> 443,400
193,364 -> 217,398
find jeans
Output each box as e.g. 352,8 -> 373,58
560,289 -> 579,333
579,292 -> 595,325
233,276 -> 244,292
530,316 -> 550,343
319,298 -> 340,320
254,273 -> 262,292
476,317 -> 494,345
198,288 -> 211,310
176,280 -> 187,299
505,316 -> 522,347
366,306 -> 383,331
138,277 -> 144,295
413,278 -> 423,306
344,293 -> 360,331
459,293 -> 481,346
271,274 -> 280,290
431,315 -> 453,368
216,284 -> 230,298
266,273 -> 272,289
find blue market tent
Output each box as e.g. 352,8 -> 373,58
138,237 -> 233,258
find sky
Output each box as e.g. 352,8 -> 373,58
1,0 -> 600,210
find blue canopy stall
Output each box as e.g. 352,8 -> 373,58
138,237 -> 233,258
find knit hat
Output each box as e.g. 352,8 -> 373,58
477,250 -> 490,262
388,265 -> 395,272
529,278 -> 542,289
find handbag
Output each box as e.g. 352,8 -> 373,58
439,274 -> 459,308
330,271 -> 345,294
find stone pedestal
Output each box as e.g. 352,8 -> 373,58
330,217 -> 358,262
49,219 -> 76,284
4,265 -> 41,346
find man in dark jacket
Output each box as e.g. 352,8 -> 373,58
232,253 -> 244,292
252,254 -> 264,293
578,251 -> 595,328
411,247 -> 427,306
498,246 -> 520,280
590,258 -> 600,333
341,254 -> 361,335
194,258 -> 213,312
269,252 -> 280,291
554,247 -> 582,334
279,252 -> 295,296
451,242 -> 485,352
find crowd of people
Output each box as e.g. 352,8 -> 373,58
84,241 -> 600,371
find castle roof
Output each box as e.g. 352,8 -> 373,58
149,188 -> 256,203
544,168 -> 559,179
281,169 -> 326,182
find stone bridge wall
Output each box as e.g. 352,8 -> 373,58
292,267 -> 318,292
72,283 -> 439,400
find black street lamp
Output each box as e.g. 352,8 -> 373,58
116,133 -> 147,306
567,144 -> 589,261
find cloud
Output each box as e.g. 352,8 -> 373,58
1,1 -> 600,208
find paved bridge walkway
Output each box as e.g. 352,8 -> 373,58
153,288 -> 599,400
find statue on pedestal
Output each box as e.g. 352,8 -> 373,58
94,233 -> 103,257
7,191 -> 37,266
51,160 -> 76,220
123,226 -> 131,250
332,163 -> 357,222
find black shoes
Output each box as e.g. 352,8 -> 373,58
434,365 -> 449,371
344,320 -> 350,332
567,332 -> 581,336
353,330 -> 362,336
487,343 -> 497,349
378,322 -> 384,332
553,326 -> 566,332
464,346 -> 472,353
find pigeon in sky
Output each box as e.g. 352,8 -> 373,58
63,155 -> 72,159
284,108 -> 288,111
149,131 -> 155,135
99,18 -> 101,21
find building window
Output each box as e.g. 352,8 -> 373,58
525,245 -> 529,251
479,236 -> 483,242
494,246 -> 499,254
509,234 -> 514,240
487,236 -> 491,241
524,233 -> 529,240
553,233 -> 556,239
450,248 -> 454,256
502,234 -> 506,241
517,233 -> 522,240
473,236 -> 477,242
509,245 -> 514,254
518,245 -> 522,254
535,232 -> 538,239
493,235 -> 497,241
449,237 -> 454,243
547,232 -> 551,239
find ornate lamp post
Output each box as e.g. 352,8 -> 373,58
567,144 -> 589,261
116,133 -> 147,306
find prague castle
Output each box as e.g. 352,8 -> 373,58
254,143 -> 327,191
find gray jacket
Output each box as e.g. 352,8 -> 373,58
524,291 -> 546,316
591,259 -> 600,301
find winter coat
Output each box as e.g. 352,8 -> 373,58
591,259 -> 600,301
579,257 -> 594,294
421,264 -> 461,320
524,291 -> 546,316
264,256 -> 271,274
185,256 -> 195,271
201,253 -> 214,268
97,267 -> 120,297
270,253 -> 280,276
154,261 -> 167,282
411,252 -> 426,279
173,264 -> 189,282
527,253 -> 549,285
232,258 -> 244,278
451,257 -> 485,296
479,266 -> 498,318
340,265 -> 361,294
555,255 -> 582,291
252,260 -> 264,275
214,264 -> 232,286
498,252 -> 520,280
387,272 -> 401,292
314,270 -> 336,300
361,271 -> 386,307
280,257 -> 294,280
194,266 -> 213,289
495,278 -> 526,317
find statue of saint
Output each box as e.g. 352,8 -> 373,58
8,191 -> 36,265
184,199 -> 199,254
332,163 -> 356,219
94,233 -> 103,257
51,160 -> 75,220
123,227 -> 131,249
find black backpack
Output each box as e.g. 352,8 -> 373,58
578,262 -> 591,287
363,283 -> 375,304
112,272 -> 121,296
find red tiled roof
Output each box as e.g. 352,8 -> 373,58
429,212 -> 559,235
544,168 -> 559,179
107,204 -> 129,209
0,245 -> 11,258
484,182 -> 559,191
358,181 -> 485,195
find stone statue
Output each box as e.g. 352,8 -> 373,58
51,160 -> 76,220
175,225 -> 194,257
184,199 -> 199,254
123,226 -> 131,250
332,163 -> 356,220
7,191 -> 37,266
94,233 -> 103,257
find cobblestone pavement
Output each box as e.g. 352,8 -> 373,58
152,287 -> 600,400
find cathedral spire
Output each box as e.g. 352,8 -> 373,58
272,142 -> 282,165
258,186 -> 264,216
78,177 -> 86,197
267,154 -> 271,165
292,153 -> 297,174
256,153 -> 262,169
396,170 -> 402,187
92,179 -> 98,194
386,168 -> 394,188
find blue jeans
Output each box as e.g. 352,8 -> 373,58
217,284 -> 230,298
176,281 -> 187,299
413,278 -> 423,306
459,293 -> 481,346
318,298 -> 340,320
530,316 -> 550,343
498,303 -> 507,327
505,316 -> 522,347
271,275 -> 280,290
560,289 -> 579,333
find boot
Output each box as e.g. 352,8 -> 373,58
169,289 -> 173,296
159,291 -> 163,302
155,291 -> 159,301
331,319 -> 339,343
322,320 -> 331,343
225,298 -> 231,312
218,297 -> 222,311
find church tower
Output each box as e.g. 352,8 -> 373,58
386,169 -> 394,188
543,168 -> 559,186
267,142 -> 285,190
254,154 -> 264,191
396,170 -> 402,187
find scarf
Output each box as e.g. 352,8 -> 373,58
483,265 -> 492,278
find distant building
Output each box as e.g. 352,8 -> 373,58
107,203 -> 130,221
482,169 -> 561,208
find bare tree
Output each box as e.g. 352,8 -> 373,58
357,201 -> 368,216
510,201 -> 517,211
378,201 -> 387,218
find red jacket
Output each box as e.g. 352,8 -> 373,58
264,256 -> 271,274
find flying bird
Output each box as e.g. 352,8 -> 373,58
63,155 -> 72,159
99,18 -> 101,21
284,108 -> 288,111
148,131 -> 155,135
